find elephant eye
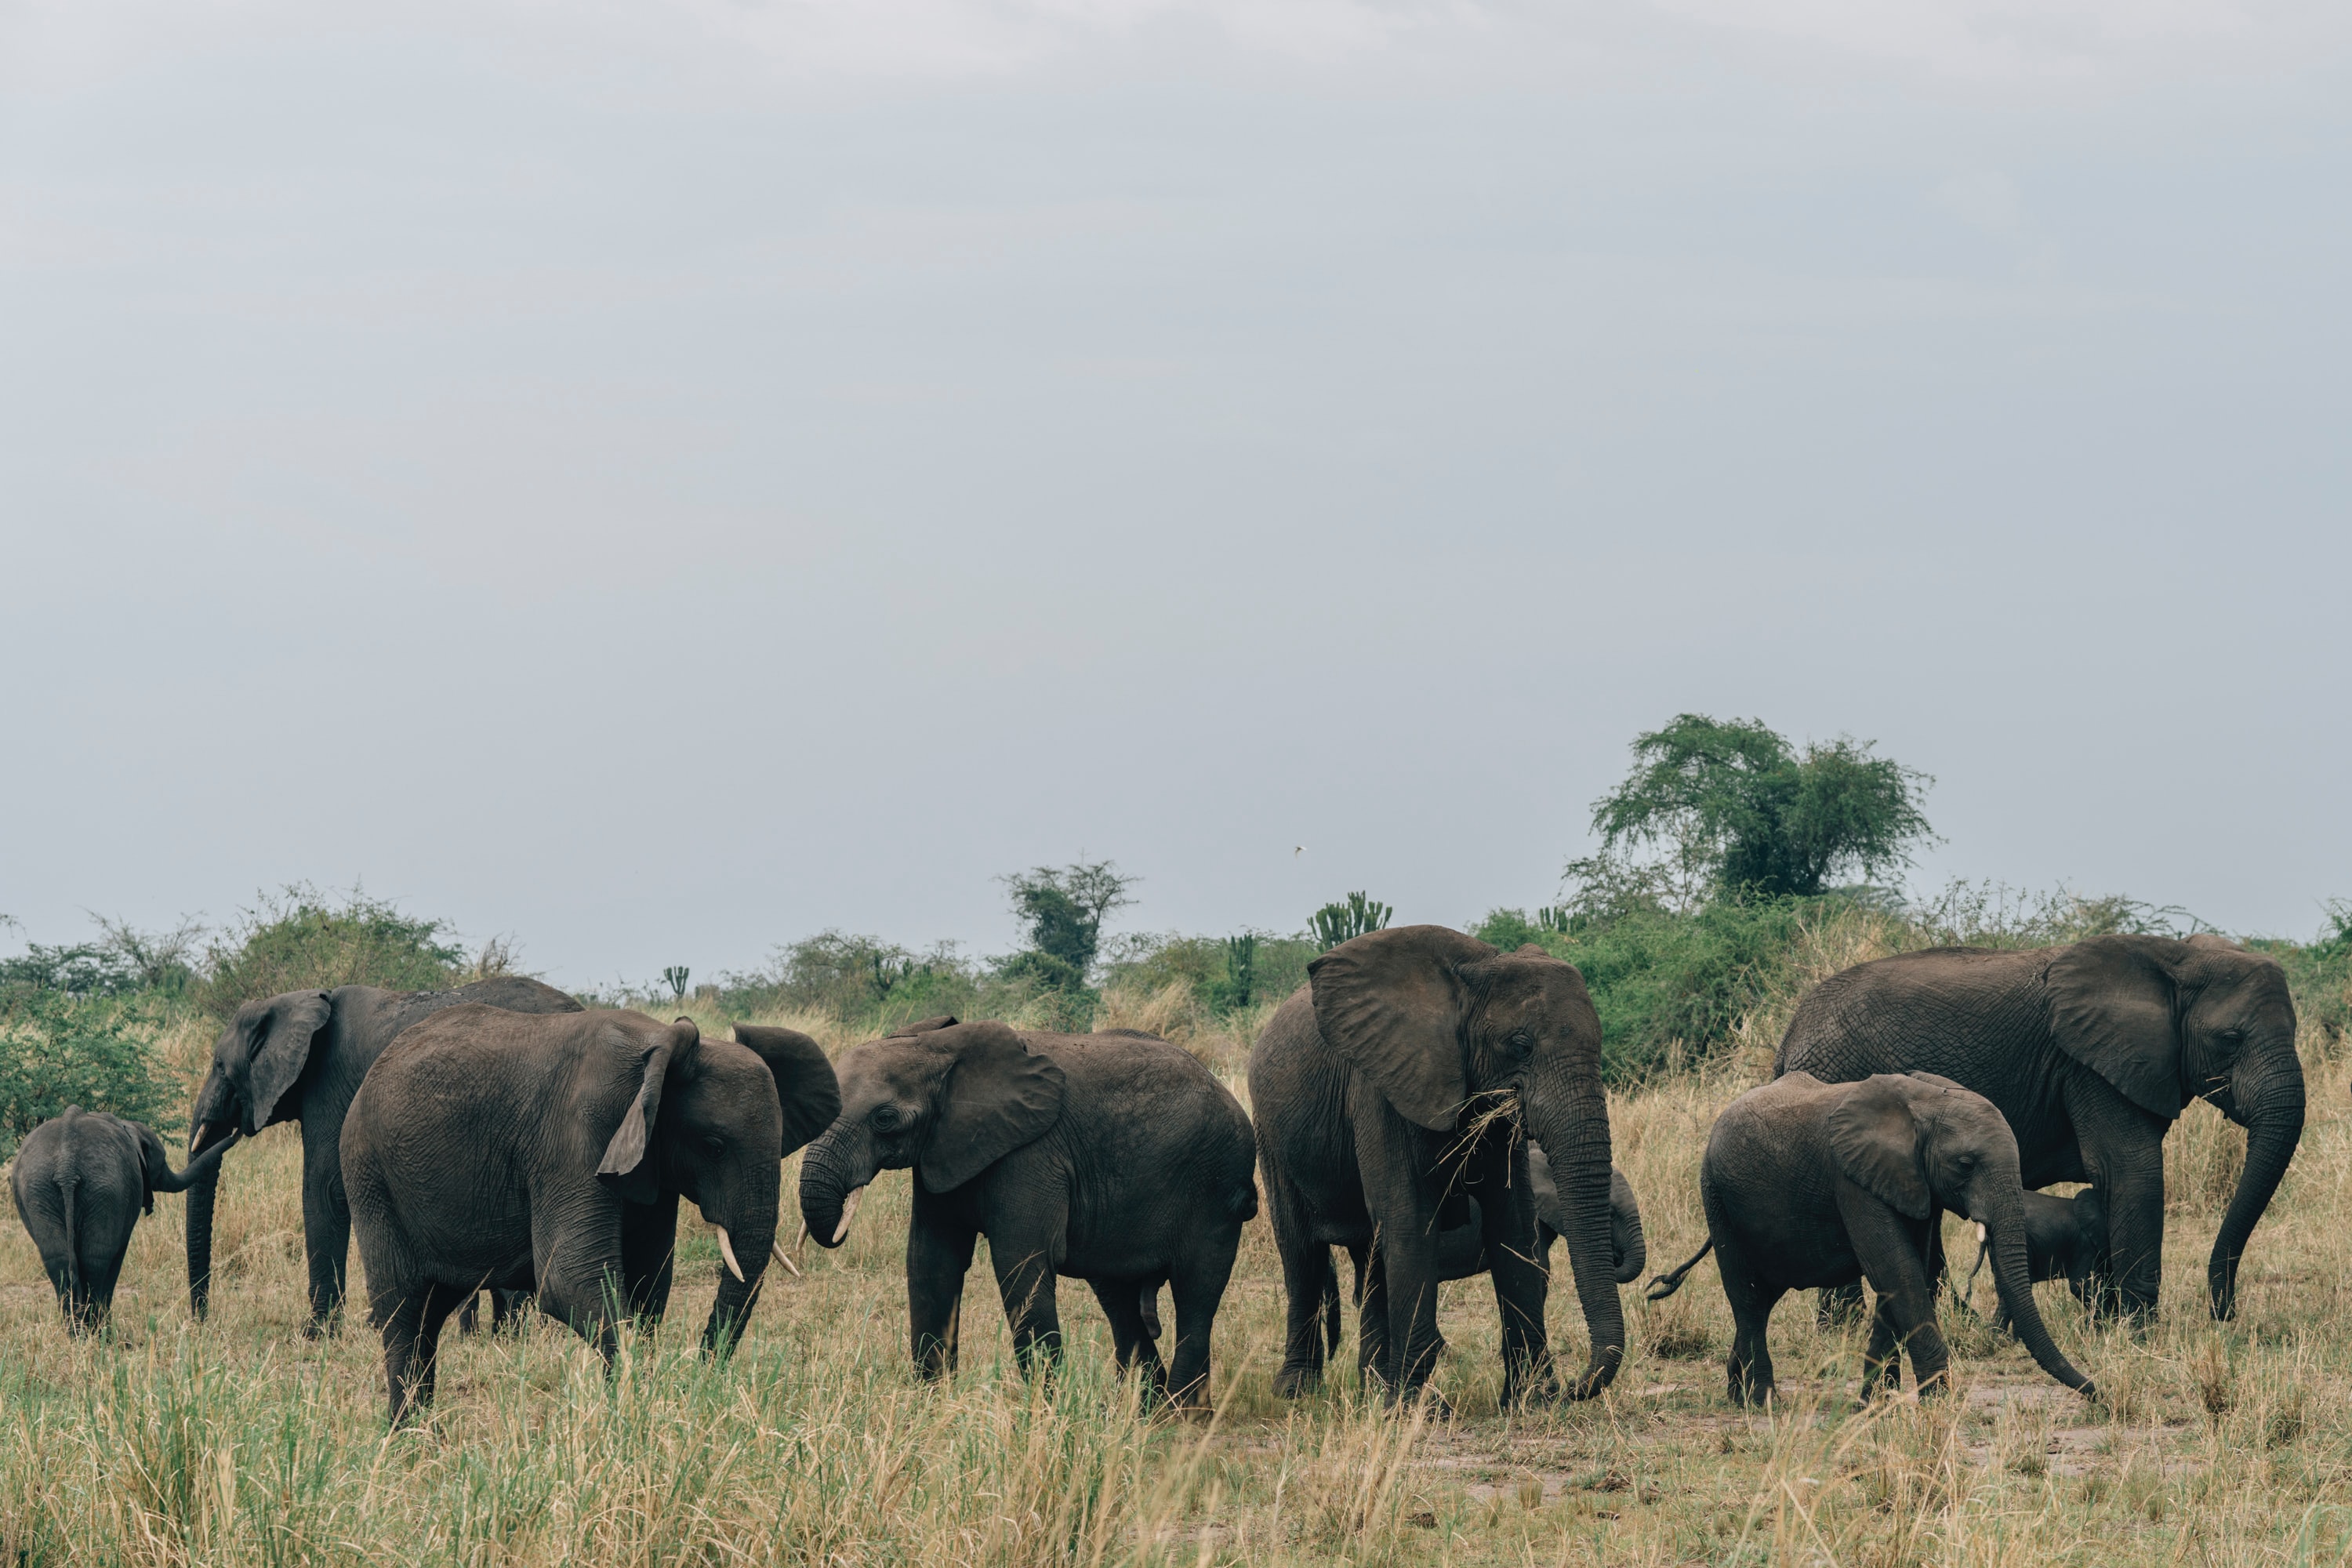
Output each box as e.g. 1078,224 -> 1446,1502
871,1105 -> 902,1132
700,1134 -> 725,1153
1505,1031 -> 1534,1058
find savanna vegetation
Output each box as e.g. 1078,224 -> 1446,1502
4,717 -> 2350,1565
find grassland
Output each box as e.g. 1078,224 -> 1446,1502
4,911 -> 2351,1566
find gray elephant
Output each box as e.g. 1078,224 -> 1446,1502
11,1109 -> 241,1331
186,975 -> 583,1330
1250,927 -> 1625,1407
797,1017 -> 1254,1409
1962,1185 -> 2108,1332
1778,935 -> 2301,1320
1647,1072 -> 2096,1405
343,1008 -> 838,1422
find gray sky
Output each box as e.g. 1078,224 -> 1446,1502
4,1 -> 2348,989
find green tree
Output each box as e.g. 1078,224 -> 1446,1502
1000,861 -> 1138,992
1577,714 -> 1934,904
198,885 -> 466,1020
1311,892 -> 1392,951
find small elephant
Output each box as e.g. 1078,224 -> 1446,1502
1647,1072 -> 2095,1405
798,1017 -> 1256,1408
1962,1185 -> 2109,1330
1321,1155 -> 1647,1384
344,1007 -> 839,1422
185,975 -> 584,1330
11,1108 -> 240,1332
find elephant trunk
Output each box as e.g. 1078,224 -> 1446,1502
1609,1170 -> 1647,1285
797,1123 -> 876,1250
1980,1183 -> 2096,1396
2207,1070 -> 2304,1321
184,1070 -> 238,1319
1527,1085 -> 1624,1399
702,1216 -> 776,1357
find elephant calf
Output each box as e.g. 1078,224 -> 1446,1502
1648,1072 -> 2096,1405
10,1108 -> 238,1332
1964,1185 -> 2109,1331
344,1007 -> 838,1422
800,1017 -> 1256,1409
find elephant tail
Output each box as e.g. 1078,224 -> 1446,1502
1644,1238 -> 1713,1302
57,1175 -> 82,1295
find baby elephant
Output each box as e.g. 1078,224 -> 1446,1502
799,1017 -> 1256,1408
11,1107 -> 238,1332
1964,1185 -> 2109,1330
1648,1072 -> 2095,1405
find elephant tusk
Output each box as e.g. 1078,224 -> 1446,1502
771,1238 -> 802,1278
189,1123 -> 208,1154
795,1222 -> 810,1254
715,1226 -> 746,1283
832,1185 -> 865,1244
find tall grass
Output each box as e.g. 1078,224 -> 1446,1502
5,904 -> 2351,1564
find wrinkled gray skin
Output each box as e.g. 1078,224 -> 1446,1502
11,1108 -> 240,1332
185,976 -> 584,1333
1249,927 -> 1626,1406
1965,1185 -> 2110,1333
1780,935 -> 2302,1322
1648,1072 -> 2095,1406
799,1017 -> 1255,1409
343,1008 -> 837,1423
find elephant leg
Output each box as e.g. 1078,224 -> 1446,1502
989,1239 -> 1065,1380
456,1295 -> 481,1334
299,1136 -> 351,1337
619,1193 -> 680,1325
1847,1202 -> 1949,1397
379,1279 -> 467,1424
1860,1292 -> 1903,1401
1166,1236 -> 1240,1411
907,1216 -> 978,1379
537,1260 -> 628,1368
1262,1165 -> 1332,1396
491,1288 -> 528,1334
1479,1171 -> 1554,1406
1714,1235 -> 1779,1406
2098,1161 -> 2165,1323
1088,1279 -> 1168,1396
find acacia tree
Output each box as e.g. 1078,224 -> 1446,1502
1000,860 -> 1138,992
1574,714 -> 1933,906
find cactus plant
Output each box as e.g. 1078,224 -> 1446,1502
1311,893 -> 1392,953
662,965 -> 690,1004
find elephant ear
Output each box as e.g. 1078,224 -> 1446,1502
734,1025 -> 842,1153
241,991 -> 333,1129
597,1018 -> 702,1203
1524,1142 -> 1567,1233
918,1022 -> 1067,1194
1825,1074 -> 1933,1219
1307,925 -> 1494,1131
2043,937 -> 2186,1120
889,1015 -> 959,1037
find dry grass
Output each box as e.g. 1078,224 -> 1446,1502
4,997 -> 2351,1566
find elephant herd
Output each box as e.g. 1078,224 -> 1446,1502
7,925 -> 2304,1430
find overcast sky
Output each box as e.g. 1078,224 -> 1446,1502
3,0 -> 2347,988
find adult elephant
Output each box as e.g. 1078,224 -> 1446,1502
343,1007 -> 837,1422
799,1016 -> 1254,1409
1777,935 -> 2303,1320
184,976 -> 585,1331
1250,927 -> 1624,1406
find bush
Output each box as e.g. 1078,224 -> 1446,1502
198,886 -> 466,1021
0,991 -> 175,1156
719,932 -> 980,1027
1103,932 -> 1319,1015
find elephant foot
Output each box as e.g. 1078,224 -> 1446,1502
1395,1386 -> 1453,1423
1272,1364 -> 1323,1399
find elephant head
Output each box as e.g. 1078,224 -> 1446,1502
188,989 -> 333,1151
1307,927 -> 1624,1398
1828,1073 -> 2095,1396
798,1016 -> 1066,1248
2043,934 -> 2303,1318
599,1018 -> 840,1352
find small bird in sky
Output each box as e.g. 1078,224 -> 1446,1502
1294,845 -> 1305,856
